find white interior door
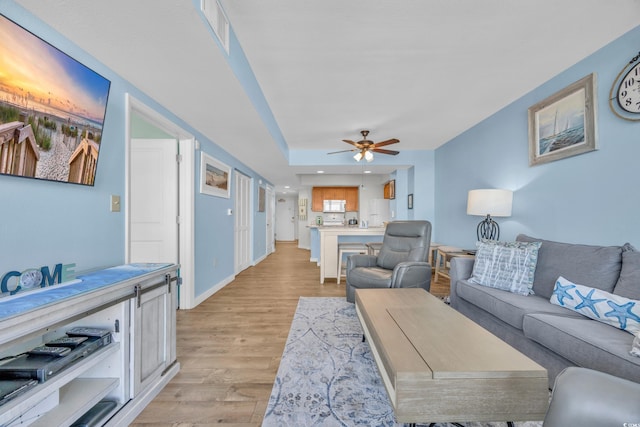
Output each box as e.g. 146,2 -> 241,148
275,196 -> 296,241
130,138 -> 178,264
266,185 -> 275,253
234,171 -> 252,273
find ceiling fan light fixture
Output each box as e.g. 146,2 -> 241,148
364,150 -> 374,162
330,130 -> 400,160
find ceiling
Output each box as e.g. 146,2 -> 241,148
14,0 -> 640,194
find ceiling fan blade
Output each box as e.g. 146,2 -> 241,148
328,149 -> 357,154
342,139 -> 360,147
373,138 -> 399,148
372,148 -> 399,155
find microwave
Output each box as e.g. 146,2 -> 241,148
323,200 -> 346,213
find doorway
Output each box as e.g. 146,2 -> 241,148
234,171 -> 252,273
130,138 -> 178,263
266,185 -> 275,253
275,195 -> 297,241
126,94 -> 196,309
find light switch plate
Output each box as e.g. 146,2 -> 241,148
110,195 -> 121,212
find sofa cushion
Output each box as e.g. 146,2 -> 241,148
348,266 -> 392,288
550,276 -> 640,335
469,240 -> 541,296
456,279 -> 581,330
633,332 -> 640,358
523,313 -> 640,383
615,245 -> 640,300
516,234 -> 622,299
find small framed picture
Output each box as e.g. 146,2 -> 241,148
408,193 -> 413,209
200,152 -> 231,198
389,179 -> 396,200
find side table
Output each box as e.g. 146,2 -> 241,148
434,246 -> 475,283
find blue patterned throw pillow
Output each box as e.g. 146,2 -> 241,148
469,240 -> 541,296
551,276 -> 640,335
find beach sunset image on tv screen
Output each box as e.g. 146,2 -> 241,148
0,14 -> 111,186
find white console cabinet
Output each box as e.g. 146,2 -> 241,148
131,272 -> 178,397
0,263 -> 179,427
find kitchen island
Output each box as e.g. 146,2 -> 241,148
313,225 -> 386,283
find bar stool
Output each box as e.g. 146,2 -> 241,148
337,242 -> 368,284
366,242 -> 383,256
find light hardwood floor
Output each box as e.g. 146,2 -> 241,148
130,241 -> 449,427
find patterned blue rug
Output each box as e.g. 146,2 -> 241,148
262,297 -> 543,427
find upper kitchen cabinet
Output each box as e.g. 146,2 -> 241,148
311,187 -> 359,212
344,188 -> 358,212
311,187 -> 324,212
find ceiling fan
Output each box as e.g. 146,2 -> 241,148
328,130 -> 399,162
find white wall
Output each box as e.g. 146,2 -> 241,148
435,25 -> 640,248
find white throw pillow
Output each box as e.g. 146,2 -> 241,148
469,240 -> 541,296
550,276 -> 640,335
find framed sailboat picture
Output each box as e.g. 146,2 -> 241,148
528,73 -> 597,166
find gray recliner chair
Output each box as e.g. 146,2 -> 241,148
543,367 -> 640,427
345,220 -> 432,303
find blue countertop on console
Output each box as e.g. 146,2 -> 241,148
0,263 -> 173,321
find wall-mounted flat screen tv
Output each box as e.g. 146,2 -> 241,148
0,14 -> 111,186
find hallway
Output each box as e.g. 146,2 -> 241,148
131,242 -> 448,426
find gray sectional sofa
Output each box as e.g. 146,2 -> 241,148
449,234 -> 640,387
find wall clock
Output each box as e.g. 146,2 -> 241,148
609,51 -> 640,121
18,269 -> 43,290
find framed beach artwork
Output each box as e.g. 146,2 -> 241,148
0,14 -> 111,186
200,151 -> 230,198
528,73 -> 597,166
407,193 -> 413,209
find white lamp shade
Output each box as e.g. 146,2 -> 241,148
467,189 -> 513,217
353,151 -> 363,161
364,150 -> 374,162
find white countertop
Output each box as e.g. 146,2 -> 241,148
309,225 -> 386,230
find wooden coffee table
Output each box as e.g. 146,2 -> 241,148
355,288 -> 549,424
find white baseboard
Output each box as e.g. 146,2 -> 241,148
193,273 -> 235,307
188,254 -> 274,309
253,253 -> 268,265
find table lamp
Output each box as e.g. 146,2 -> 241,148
467,189 -> 513,240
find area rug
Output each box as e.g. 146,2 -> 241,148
262,297 -> 543,427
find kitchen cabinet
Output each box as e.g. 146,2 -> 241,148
311,187 -> 324,212
0,263 -> 179,427
311,187 -> 359,212
344,188 -> 359,211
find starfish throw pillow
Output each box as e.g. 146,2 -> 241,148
550,276 -> 640,335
